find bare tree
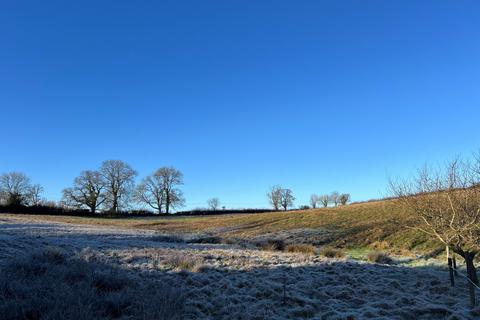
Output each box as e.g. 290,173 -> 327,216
153,167 -> 185,214
280,188 -> 295,211
134,174 -> 166,214
339,193 -> 350,205
207,197 -> 220,211
0,172 -> 33,206
319,194 -> 329,208
100,160 -> 137,213
310,194 -> 319,209
267,185 -> 282,210
330,191 -> 340,207
390,156 -> 480,285
62,170 -> 106,214
26,184 -> 44,206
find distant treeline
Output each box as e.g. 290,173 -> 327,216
1,160 -> 352,215
0,204 -> 282,218
0,204 -> 152,218
176,208 -> 279,216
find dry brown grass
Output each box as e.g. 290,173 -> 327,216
367,251 -> 394,264
320,246 -> 345,258
1,199 -> 440,253
285,244 -> 316,255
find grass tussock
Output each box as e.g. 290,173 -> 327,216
164,254 -> 204,272
0,247 -> 185,320
256,239 -> 286,251
320,246 -> 345,258
367,251 -> 394,264
285,244 -> 316,255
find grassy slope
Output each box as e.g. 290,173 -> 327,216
1,199 -> 441,253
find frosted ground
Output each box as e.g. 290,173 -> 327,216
1,215 -> 479,319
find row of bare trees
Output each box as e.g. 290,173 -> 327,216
61,160 -> 185,214
0,172 -> 44,206
266,187 -> 350,211
267,185 -> 295,211
135,166 -> 184,214
310,192 -> 350,208
62,160 -> 137,213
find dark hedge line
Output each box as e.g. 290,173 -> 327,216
0,205 -> 283,218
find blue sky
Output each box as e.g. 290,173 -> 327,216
1,1 -> 480,209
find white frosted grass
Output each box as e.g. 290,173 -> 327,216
1,215 -> 479,319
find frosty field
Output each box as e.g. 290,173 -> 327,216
0,215 -> 479,319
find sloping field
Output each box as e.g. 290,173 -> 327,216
0,199 -> 440,254
0,216 -> 478,319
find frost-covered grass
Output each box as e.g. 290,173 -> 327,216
1,215 -> 479,319
0,247 -> 184,320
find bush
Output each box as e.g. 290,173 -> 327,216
320,246 -> 345,258
0,247 -> 185,320
256,239 -> 286,251
285,244 -> 316,255
367,251 -> 394,264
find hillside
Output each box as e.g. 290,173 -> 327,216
1,199 -> 440,254
1,216 -> 474,319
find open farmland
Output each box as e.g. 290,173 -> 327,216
1,200 -> 440,256
2,200 -> 480,319
1,211 -> 479,319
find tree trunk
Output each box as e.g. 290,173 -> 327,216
165,194 -> 170,214
465,252 -> 479,285
452,249 -> 478,284
112,195 -> 118,213
454,249 -> 479,285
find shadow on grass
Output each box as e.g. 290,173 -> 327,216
0,247 -> 185,320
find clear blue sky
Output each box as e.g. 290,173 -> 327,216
1,1 -> 480,209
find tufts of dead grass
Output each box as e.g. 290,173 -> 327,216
320,246 -> 345,258
285,244 -> 316,255
256,239 -> 286,251
164,254 -> 204,272
367,251 -> 394,264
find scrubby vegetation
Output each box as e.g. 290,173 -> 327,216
164,254 -> 204,272
367,251 -> 394,264
320,246 -> 345,258
256,239 -> 286,251
0,247 -> 185,320
285,243 -> 316,255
